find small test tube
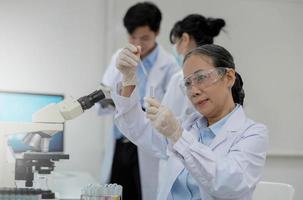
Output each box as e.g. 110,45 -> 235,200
150,86 -> 155,98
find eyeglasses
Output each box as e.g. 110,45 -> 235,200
183,67 -> 228,91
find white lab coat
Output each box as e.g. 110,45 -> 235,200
111,87 -> 268,200
99,45 -> 179,200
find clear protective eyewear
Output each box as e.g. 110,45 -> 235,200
183,67 -> 228,91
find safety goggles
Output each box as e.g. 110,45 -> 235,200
183,67 -> 228,91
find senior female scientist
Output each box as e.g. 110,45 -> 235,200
111,44 -> 268,200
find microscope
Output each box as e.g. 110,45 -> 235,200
0,87 -> 111,199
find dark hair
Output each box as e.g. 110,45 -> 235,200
123,2 -> 162,34
170,14 -> 225,46
184,44 -> 245,105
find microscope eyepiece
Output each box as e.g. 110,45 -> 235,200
77,89 -> 106,110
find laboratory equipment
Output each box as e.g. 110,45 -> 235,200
1,87 -> 110,153
0,91 -> 64,153
0,87 -> 111,198
0,187 -> 42,200
150,86 -> 155,98
0,187 -> 57,200
81,184 -> 122,200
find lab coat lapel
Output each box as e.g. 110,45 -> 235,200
209,106 -> 246,150
158,155 -> 184,200
209,128 -> 229,150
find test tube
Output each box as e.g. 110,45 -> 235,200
150,86 -> 155,98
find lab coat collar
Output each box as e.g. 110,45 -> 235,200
224,105 -> 246,131
142,43 -> 159,66
183,106 -> 247,150
209,105 -> 246,149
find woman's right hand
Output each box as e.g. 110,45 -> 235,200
116,44 -> 141,86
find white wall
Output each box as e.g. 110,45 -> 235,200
0,0 -> 107,180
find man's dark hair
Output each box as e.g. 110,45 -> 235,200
123,2 -> 162,34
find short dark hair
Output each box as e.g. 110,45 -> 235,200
123,1 -> 162,34
184,44 -> 245,105
170,14 -> 225,46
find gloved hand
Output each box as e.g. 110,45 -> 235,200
116,44 -> 141,86
145,97 -> 183,143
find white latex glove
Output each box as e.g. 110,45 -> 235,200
116,44 -> 141,86
145,97 -> 183,143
